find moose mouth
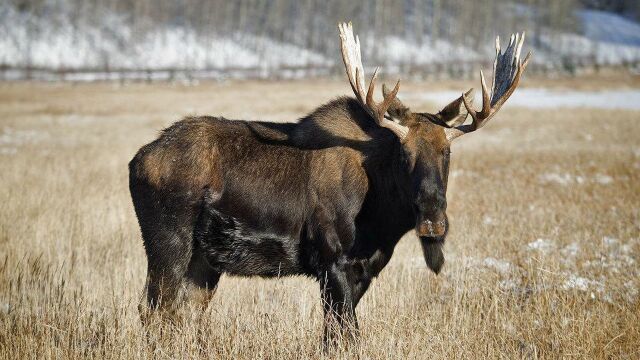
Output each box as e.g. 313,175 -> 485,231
417,218 -> 447,237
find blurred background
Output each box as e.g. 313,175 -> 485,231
2,0 -> 640,81
1,1 -> 639,358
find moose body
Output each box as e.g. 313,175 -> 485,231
129,98 -> 436,326
129,23 -> 530,343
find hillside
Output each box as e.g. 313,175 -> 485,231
1,2 -> 639,80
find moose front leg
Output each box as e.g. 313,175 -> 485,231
350,249 -> 390,307
320,260 -> 359,348
318,251 -> 389,348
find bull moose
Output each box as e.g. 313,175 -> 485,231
129,22 -> 530,343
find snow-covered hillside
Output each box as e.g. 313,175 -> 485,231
579,9 -> 640,46
0,4 -> 330,72
538,9 -> 640,66
1,3 -> 639,80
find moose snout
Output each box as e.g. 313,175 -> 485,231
415,191 -> 447,237
417,217 -> 447,237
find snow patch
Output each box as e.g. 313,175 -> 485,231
538,172 -> 614,186
408,89 -> 640,110
623,281 -> 638,303
603,236 -> 619,246
583,237 -> 637,276
459,248 -> 637,303
538,173 -> 574,186
449,169 -> 478,179
482,257 -> 514,275
482,216 -> 496,226
0,128 -> 49,154
527,239 -> 556,253
0,302 -> 10,315
561,274 -> 604,293
594,174 -> 613,185
498,279 -> 523,291
561,242 -> 581,259
0,147 -> 17,155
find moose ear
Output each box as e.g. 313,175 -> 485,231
382,83 -> 410,119
417,88 -> 474,128
440,88 -> 474,127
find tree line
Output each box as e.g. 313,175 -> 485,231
3,0 -> 639,79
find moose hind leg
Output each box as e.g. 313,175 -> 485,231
185,251 -> 221,311
133,193 -> 197,323
140,228 -> 193,320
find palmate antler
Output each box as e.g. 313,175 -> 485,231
338,22 -> 410,140
444,33 -> 532,141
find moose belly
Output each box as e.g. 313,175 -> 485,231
196,207 -> 305,277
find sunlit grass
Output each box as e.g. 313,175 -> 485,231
0,78 -> 638,359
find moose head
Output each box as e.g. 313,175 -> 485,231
339,23 -> 531,263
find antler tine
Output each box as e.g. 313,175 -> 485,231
365,67 -> 380,121
354,67 -> 366,105
478,69 -> 491,118
451,31 -> 531,141
364,68 -> 400,121
379,79 -> 400,116
339,23 -> 364,105
338,22 -> 409,140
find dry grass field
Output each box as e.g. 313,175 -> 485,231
0,76 -> 638,359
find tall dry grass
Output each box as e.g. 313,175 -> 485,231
0,78 -> 638,359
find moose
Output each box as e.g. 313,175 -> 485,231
129,23 -> 530,343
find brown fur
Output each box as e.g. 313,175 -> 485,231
129,94 -> 460,344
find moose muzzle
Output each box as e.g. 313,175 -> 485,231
417,216 -> 447,237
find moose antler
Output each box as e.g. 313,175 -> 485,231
444,33 -> 531,141
339,22 -> 409,140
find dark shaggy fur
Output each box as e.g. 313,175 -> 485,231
129,96 -> 453,343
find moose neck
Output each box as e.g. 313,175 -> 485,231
359,131 -> 416,244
